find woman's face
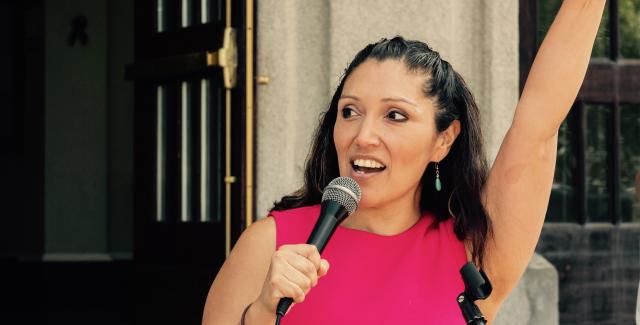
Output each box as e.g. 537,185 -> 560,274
334,59 -> 442,209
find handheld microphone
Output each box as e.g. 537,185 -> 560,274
275,177 -> 361,320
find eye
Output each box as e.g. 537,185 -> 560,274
387,110 -> 408,122
341,106 -> 357,119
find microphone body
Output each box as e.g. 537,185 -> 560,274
275,201 -> 349,317
275,177 -> 361,319
306,200 -> 349,253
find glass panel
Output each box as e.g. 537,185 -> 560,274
200,79 -> 210,222
201,0 -> 209,23
204,0 -> 224,24
181,81 -> 192,222
538,0 -> 610,58
547,111 -> 578,222
537,0 -> 562,48
156,0 -> 165,32
620,0 -> 640,58
156,86 -> 167,222
592,3 -> 610,58
586,104 -> 612,222
181,0 -> 192,28
218,0 -> 225,23
620,105 -> 640,222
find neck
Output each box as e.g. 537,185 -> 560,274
341,188 -> 422,236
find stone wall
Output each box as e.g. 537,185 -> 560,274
537,224 -> 640,325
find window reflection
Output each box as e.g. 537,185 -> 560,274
181,0 -> 192,28
156,86 -> 167,222
157,0 -> 165,32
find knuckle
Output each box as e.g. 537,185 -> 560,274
303,278 -> 312,290
273,252 -> 286,263
305,263 -> 316,274
268,276 -> 280,288
295,291 -> 306,303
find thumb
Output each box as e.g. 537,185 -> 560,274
318,259 -> 330,277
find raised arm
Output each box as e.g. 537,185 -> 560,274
516,0 -> 607,138
477,0 -> 607,320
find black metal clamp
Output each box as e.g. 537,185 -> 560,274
457,262 -> 492,325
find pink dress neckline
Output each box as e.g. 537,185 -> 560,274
270,204 -> 468,324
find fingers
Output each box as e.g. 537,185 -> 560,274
278,272 -> 307,303
279,258 -> 328,303
281,265 -> 311,303
266,244 -> 331,306
282,244 -> 322,270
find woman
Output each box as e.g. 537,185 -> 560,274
203,1 -> 606,324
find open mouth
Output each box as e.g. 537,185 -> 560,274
351,159 -> 387,174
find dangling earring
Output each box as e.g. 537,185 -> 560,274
435,162 -> 442,192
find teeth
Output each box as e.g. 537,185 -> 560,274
353,159 -> 385,169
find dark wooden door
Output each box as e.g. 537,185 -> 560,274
128,0 -> 253,323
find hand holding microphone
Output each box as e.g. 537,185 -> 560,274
275,177 -> 360,320
253,244 -> 330,319
251,177 -> 361,324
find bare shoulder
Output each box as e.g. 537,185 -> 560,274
223,216 -> 276,271
234,216 -> 276,257
202,216 -> 276,324
222,216 -> 276,278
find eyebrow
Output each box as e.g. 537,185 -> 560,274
339,94 -> 418,107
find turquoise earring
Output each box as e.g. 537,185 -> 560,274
435,162 -> 442,191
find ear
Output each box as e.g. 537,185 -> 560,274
432,120 -> 461,162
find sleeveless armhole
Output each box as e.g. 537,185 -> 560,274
440,217 -> 470,266
269,206 -> 321,250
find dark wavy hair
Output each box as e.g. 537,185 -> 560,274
271,36 -> 491,266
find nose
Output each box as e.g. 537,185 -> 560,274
354,117 -> 381,148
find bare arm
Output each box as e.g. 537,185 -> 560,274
516,0 -> 606,139
476,0 -> 607,320
202,217 -> 276,325
202,217 -> 329,325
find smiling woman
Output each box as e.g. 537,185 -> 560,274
202,1 -> 607,324
333,58 -> 466,236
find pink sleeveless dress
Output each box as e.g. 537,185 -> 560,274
270,205 -> 468,324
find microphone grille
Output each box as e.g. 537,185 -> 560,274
321,177 -> 361,214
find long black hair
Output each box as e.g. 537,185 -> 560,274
271,36 -> 491,266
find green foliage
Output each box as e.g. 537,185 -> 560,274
621,0 -> 640,58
